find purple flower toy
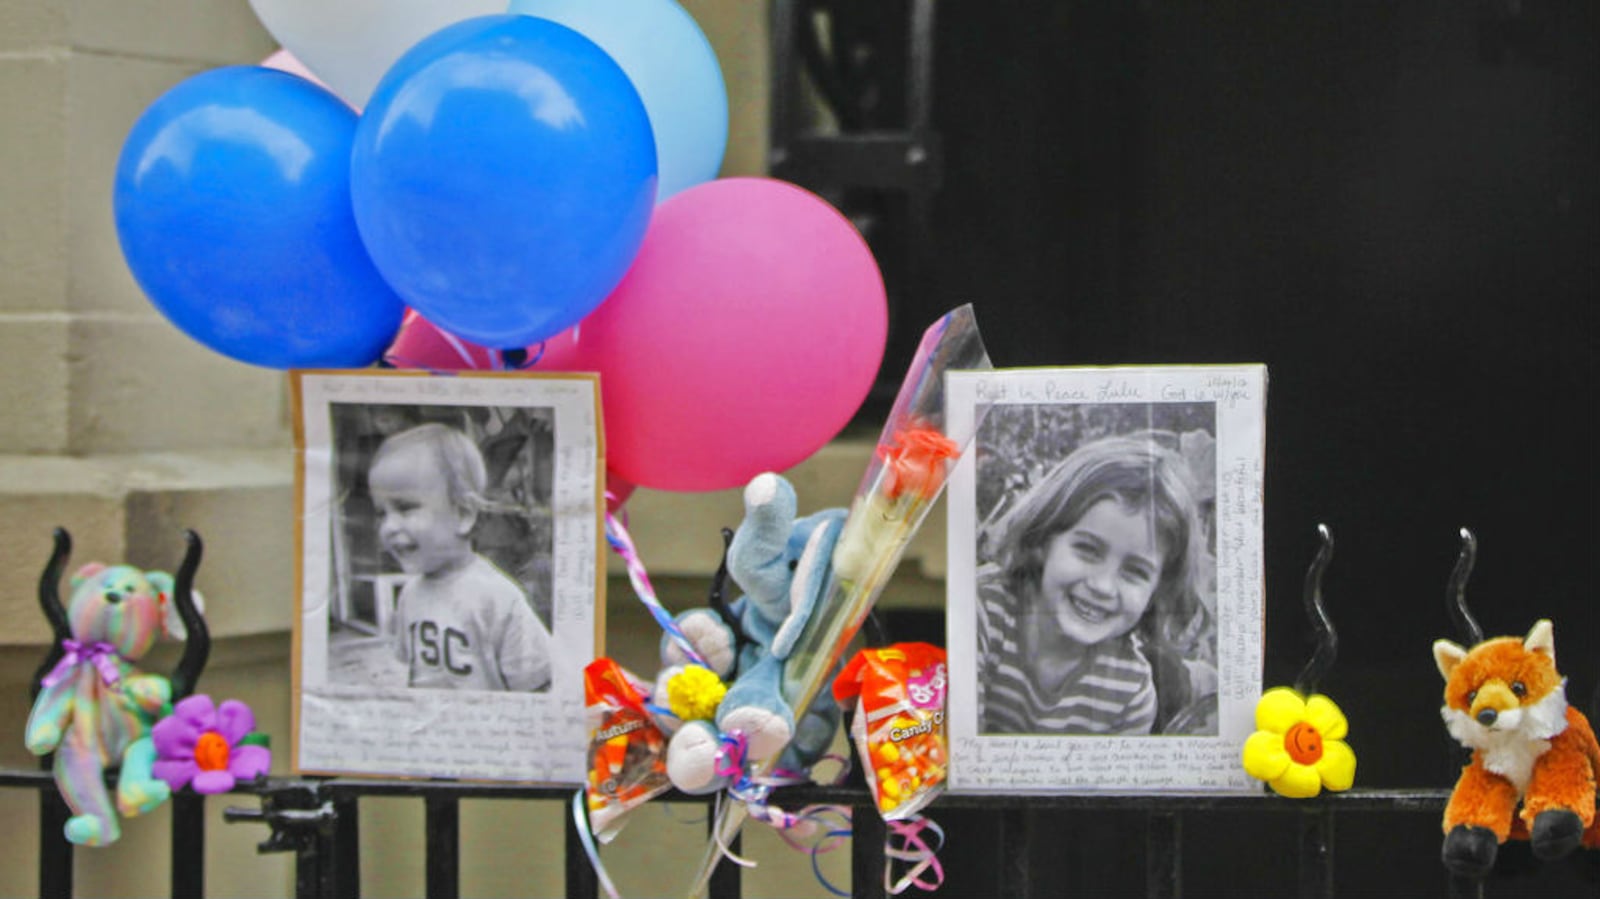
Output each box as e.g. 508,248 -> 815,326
152,695 -> 271,794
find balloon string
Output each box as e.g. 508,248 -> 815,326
572,790 -> 622,899
380,352 -> 455,374
713,732 -> 852,896
711,792 -> 760,869
524,340 -> 547,368
884,815 -> 946,894
604,505 -> 708,667
773,804 -> 853,898
435,327 -> 481,369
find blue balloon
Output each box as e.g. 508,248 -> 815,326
351,15 -> 658,348
113,66 -> 404,369
508,0 -> 728,200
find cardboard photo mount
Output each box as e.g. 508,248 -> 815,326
289,370 -> 605,784
945,364 -> 1267,793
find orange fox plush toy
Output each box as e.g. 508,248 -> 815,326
1434,620 -> 1600,877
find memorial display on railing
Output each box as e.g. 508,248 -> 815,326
582,305 -> 991,896
289,370 -> 603,783
10,0 -> 1594,893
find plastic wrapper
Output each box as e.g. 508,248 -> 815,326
583,658 -> 672,842
688,304 -> 991,895
833,643 -> 949,820
778,303 -> 990,731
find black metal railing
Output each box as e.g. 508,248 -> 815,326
4,765 -> 1497,899
9,525 -> 1527,899
14,516 -> 1594,898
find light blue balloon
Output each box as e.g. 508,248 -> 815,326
351,15 -> 658,348
508,0 -> 728,200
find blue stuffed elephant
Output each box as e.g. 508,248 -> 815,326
661,472 -> 847,794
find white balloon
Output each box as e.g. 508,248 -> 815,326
247,0 -> 504,106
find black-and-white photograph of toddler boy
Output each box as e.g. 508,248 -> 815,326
324,403 -> 555,693
973,403 -> 1219,737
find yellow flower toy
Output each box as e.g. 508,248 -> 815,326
667,665 -> 727,722
1241,687 -> 1356,798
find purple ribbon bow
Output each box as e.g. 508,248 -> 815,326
41,639 -> 122,688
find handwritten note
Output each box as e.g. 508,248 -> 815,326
945,365 -> 1267,792
967,368 -> 1260,412
301,688 -> 581,783
951,735 -> 1252,791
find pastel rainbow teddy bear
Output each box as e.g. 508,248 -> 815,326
25,530 -> 204,846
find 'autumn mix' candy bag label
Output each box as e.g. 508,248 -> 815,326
584,658 -> 671,841
833,642 -> 948,820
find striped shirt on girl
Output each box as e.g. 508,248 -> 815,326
975,566 -> 1157,735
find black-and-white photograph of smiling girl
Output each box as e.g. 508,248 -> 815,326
973,404 -> 1219,737
324,403 -> 555,694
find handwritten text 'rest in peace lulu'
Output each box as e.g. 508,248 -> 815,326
320,375 -> 588,405
973,372 -> 1255,410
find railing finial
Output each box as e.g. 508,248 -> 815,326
1294,524 -> 1338,696
30,528 -> 75,698
170,529 -> 211,699
1447,528 -> 1484,647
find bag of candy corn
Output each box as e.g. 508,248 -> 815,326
832,642 -> 948,820
584,658 -> 672,841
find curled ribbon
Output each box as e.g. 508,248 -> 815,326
711,731 -> 856,897
571,790 -> 622,899
884,815 -> 946,894
41,639 -> 121,689
710,733 -> 781,868
779,804 -> 854,898
716,733 -> 779,818
715,732 -> 785,821
713,731 -> 749,781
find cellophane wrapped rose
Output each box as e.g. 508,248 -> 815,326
689,304 -> 991,895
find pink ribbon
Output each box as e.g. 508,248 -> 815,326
714,731 -> 750,781
884,815 -> 946,894
714,731 -> 785,817
714,729 -> 928,898
42,640 -> 122,688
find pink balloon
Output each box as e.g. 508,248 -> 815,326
385,309 -> 537,370
536,177 -> 887,492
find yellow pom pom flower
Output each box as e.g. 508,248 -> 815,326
1241,687 -> 1356,798
667,665 -> 727,722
